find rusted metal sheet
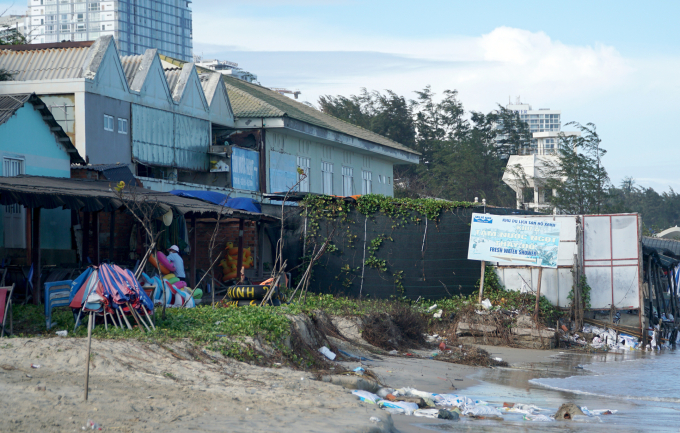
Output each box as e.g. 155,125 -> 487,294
131,104 -> 209,171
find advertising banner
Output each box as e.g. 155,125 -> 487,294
467,213 -> 561,268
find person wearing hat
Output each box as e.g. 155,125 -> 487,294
166,245 -> 186,282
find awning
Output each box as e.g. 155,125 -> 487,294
0,175 -> 277,222
170,190 -> 262,213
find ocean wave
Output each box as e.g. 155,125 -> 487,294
529,379 -> 680,404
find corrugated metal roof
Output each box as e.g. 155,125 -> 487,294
222,76 -> 420,155
0,46 -> 91,81
120,55 -> 143,85
0,175 -> 275,221
0,93 -> 31,126
164,69 -> 182,93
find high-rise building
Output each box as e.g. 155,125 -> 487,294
25,0 -> 193,62
505,101 -> 563,155
502,99 -> 580,212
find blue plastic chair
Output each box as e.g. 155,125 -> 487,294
44,280 -> 73,329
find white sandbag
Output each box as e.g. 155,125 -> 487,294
352,390 -> 380,404
413,409 -> 440,418
377,400 -> 418,416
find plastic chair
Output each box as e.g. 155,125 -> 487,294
0,284 -> 15,337
44,280 -> 73,329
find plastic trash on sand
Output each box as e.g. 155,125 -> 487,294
581,407 -> 618,416
377,388 -> 395,398
463,405 -> 503,417
56,330 -> 67,337
481,298 -> 493,310
369,416 -> 381,423
433,309 -> 443,318
413,409 -> 440,418
353,366 -> 365,373
352,390 -> 380,404
378,400 -> 419,416
318,346 -> 336,360
435,394 -> 488,408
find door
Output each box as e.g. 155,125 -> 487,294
3,158 -> 25,248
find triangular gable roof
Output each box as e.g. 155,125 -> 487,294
82,36 -> 129,94
200,73 -> 234,126
0,93 -> 84,163
173,63 -> 209,113
129,49 -> 174,109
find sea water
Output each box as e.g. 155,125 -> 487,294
409,350 -> 680,432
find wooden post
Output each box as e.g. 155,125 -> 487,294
478,261 -> 486,303
190,214 -> 196,288
236,219 -> 245,280
93,212 -> 100,265
534,267 -> 543,319
31,208 -> 41,305
84,312 -> 93,401
82,211 -> 90,265
109,210 -> 116,263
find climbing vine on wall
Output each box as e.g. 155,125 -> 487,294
301,194 -> 478,297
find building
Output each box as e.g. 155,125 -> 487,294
0,36 -> 237,193
24,0 -> 192,61
162,54 -> 419,198
0,15 -> 27,42
502,99 -> 580,212
0,37 -> 419,202
195,59 -> 258,84
0,93 -> 84,262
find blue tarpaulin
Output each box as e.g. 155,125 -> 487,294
169,190 -> 262,214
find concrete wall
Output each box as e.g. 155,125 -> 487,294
265,130 -> 395,197
0,103 -> 72,250
84,93 -> 132,165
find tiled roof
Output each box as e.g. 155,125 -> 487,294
222,76 -> 419,155
0,45 -> 91,80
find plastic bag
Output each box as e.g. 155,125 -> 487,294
413,409 -> 440,418
377,400 -> 418,416
463,405 -> 503,417
481,299 -> 492,310
352,390 -> 380,404
318,346 -> 336,360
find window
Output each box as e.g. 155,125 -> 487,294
297,156 -> 310,193
378,174 -> 384,184
104,114 -> 114,131
362,170 -> 372,195
342,166 -> 353,196
321,161 -> 333,195
117,118 -> 128,134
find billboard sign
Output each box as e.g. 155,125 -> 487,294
467,213 -> 561,268
231,147 -> 259,191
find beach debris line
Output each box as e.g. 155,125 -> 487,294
352,387 -> 618,422
558,318 -> 643,351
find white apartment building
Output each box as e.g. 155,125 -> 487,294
24,0 -> 192,61
502,100 -> 580,212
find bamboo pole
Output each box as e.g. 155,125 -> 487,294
478,261 -> 486,303
142,306 -> 156,330
534,267 -> 543,320
84,312 -> 93,401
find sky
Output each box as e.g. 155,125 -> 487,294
2,0 -> 677,192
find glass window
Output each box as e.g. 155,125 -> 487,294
297,156 -> 310,193
321,162 -> 333,195
342,166 -> 353,196
104,114 -> 114,131
362,170 -> 372,195
117,118 -> 128,134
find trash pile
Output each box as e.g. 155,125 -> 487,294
557,319 -> 642,351
69,264 -> 155,330
351,387 -> 618,422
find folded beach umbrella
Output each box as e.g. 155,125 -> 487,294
123,269 -> 154,312
68,267 -> 94,305
98,264 -> 130,307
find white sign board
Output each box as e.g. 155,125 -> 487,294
468,213 -> 561,268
